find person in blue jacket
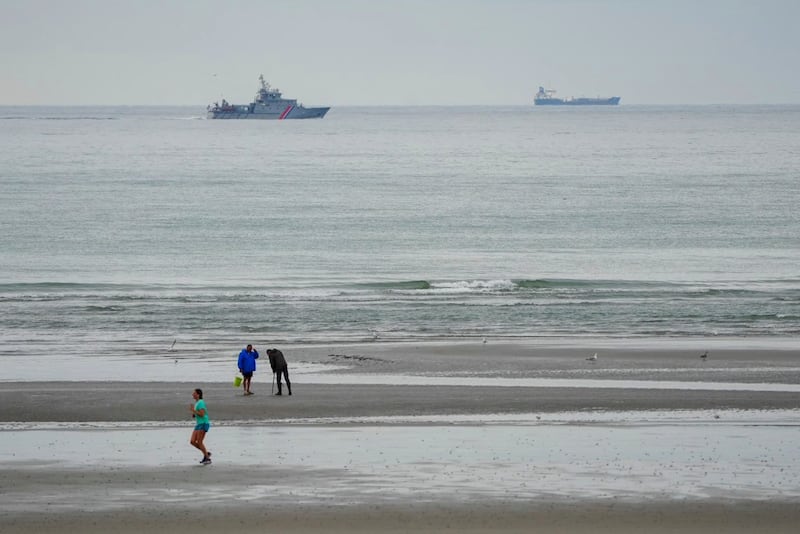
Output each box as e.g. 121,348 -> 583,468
237,344 -> 259,395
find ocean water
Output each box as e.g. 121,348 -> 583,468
1,105 -> 799,363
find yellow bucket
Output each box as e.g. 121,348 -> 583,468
233,375 -> 243,387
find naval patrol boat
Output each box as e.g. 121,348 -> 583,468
207,75 -> 330,119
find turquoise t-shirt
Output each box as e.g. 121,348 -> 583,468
193,399 -> 209,425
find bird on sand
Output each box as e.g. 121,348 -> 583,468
586,353 -> 598,362
700,351 -> 708,360
482,337 -> 487,344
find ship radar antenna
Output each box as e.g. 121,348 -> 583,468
258,74 -> 270,91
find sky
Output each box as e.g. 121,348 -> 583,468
2,0 -> 799,106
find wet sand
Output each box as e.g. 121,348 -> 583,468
2,342 -> 800,532
2,381 -> 800,422
3,341 -> 800,422
5,501 -> 800,534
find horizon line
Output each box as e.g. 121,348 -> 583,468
1,102 -> 799,107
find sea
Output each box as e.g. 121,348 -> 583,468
1,104 -> 799,368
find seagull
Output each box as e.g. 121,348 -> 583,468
586,352 -> 598,362
482,337 -> 487,344
700,351 -> 708,360
168,339 -> 177,352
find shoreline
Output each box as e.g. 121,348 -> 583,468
2,340 -> 800,384
2,342 -> 799,532
2,343 -> 799,422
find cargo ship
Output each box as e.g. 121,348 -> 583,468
534,86 -> 620,106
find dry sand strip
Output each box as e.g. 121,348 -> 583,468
1,382 -> 800,423
3,500 -> 800,534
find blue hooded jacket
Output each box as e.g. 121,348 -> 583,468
238,347 -> 259,373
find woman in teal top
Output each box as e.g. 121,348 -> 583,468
189,388 -> 211,464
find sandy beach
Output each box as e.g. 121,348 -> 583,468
4,501 -> 800,533
2,341 -> 800,532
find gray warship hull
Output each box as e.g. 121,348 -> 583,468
207,104 -> 329,119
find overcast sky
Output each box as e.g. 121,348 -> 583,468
2,0 -> 799,106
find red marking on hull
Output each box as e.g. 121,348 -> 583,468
279,105 -> 293,120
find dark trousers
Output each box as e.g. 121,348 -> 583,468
276,367 -> 291,394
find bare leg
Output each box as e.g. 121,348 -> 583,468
190,429 -> 208,459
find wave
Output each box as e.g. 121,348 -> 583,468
362,278 -> 800,298
83,305 -> 126,313
356,280 -> 432,290
357,278 -> 672,294
3,278 -> 800,298
0,282 -> 136,291
0,116 -> 118,121
516,278 -> 595,289
430,279 -> 517,292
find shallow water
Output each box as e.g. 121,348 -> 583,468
1,414 -> 798,511
2,340 -> 800,391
